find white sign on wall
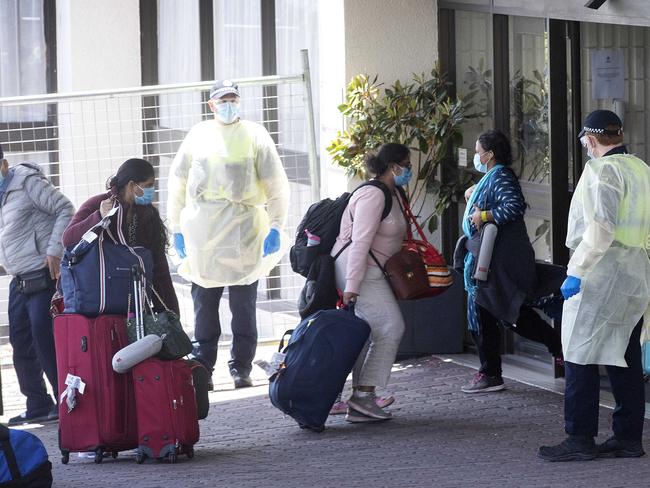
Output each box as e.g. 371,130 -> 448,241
591,49 -> 625,100
458,148 -> 468,167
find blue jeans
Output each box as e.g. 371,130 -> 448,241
191,281 -> 258,377
8,275 -> 57,415
564,319 -> 645,441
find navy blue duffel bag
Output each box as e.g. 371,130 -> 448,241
269,305 -> 370,432
61,204 -> 153,316
0,424 -> 52,487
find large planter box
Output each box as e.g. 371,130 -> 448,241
397,268 -> 464,358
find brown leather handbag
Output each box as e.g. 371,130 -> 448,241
372,192 -> 453,300
381,245 -> 431,300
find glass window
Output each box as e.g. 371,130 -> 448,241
454,11 -> 493,228
275,0 -> 319,154
580,22 -> 650,164
214,0 -> 263,122
455,11 -> 494,151
0,0 -> 47,122
509,16 -> 551,262
157,0 -> 201,129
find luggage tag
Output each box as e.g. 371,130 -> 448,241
59,373 -> 86,413
81,230 -> 98,244
270,352 -> 286,370
254,352 -> 287,377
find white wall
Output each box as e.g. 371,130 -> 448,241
343,0 -> 438,86
56,0 -> 143,207
319,0 -> 439,198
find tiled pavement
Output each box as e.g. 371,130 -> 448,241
5,352 -> 650,488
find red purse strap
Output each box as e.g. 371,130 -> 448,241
396,191 -> 429,244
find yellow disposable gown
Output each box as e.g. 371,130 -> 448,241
167,119 -> 290,287
563,153 -> 650,366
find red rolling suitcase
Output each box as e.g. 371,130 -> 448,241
54,314 -> 138,464
129,264 -> 199,463
132,358 -> 200,463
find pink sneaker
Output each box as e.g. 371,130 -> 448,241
330,401 -> 348,415
329,395 -> 395,415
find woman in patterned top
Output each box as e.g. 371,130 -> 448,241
62,158 -> 179,314
458,130 -> 560,393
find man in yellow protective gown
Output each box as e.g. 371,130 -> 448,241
538,110 -> 650,462
167,80 -> 289,389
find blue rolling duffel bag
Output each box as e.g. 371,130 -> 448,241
269,305 -> 370,432
0,424 -> 52,487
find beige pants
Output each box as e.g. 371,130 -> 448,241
334,249 -> 405,388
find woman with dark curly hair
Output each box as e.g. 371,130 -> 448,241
62,158 -> 179,314
458,130 -> 562,393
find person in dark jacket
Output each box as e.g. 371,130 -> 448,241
62,158 -> 179,315
0,144 -> 75,426
458,130 -> 562,393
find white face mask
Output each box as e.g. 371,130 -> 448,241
473,152 -> 488,173
214,100 -> 240,124
580,135 -> 595,159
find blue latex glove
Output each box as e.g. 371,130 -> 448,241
263,228 -> 281,257
173,233 -> 186,259
560,275 -> 581,300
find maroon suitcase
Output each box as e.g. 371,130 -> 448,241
54,314 -> 138,464
132,358 -> 200,463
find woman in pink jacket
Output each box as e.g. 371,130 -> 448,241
330,143 -> 411,423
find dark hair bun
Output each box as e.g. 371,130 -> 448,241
364,143 -> 410,176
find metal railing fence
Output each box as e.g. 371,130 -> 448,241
0,51 -> 319,373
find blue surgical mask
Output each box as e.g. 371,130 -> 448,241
215,101 -> 240,124
393,167 -> 412,187
135,185 -> 155,205
473,153 -> 488,173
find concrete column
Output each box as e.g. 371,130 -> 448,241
319,0 -> 439,197
56,0 -> 143,207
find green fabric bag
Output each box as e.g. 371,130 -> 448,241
126,287 -> 193,360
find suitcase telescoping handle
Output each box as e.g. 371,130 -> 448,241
131,264 -> 145,341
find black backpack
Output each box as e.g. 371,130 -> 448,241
290,180 -> 393,278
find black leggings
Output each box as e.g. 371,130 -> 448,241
471,304 -> 562,377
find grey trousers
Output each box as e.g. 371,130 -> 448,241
334,250 -> 405,389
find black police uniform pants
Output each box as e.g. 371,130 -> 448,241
564,319 -> 645,441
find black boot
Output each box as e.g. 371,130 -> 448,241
538,435 -> 598,462
597,436 -> 645,458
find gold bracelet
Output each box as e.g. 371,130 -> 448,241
481,210 -> 488,223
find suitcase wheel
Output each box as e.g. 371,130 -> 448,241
135,450 -> 146,464
168,450 -> 178,464
61,450 -> 70,465
94,448 -> 104,464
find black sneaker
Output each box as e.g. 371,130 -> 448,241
8,408 -> 52,426
538,436 -> 598,462
597,436 -> 645,458
233,374 -> 253,389
461,373 -> 505,393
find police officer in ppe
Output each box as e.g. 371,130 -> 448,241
167,80 -> 290,389
538,110 -> 650,461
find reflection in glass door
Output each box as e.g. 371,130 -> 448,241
508,16 -> 552,263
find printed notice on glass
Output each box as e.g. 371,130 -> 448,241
458,148 -> 467,167
591,49 -> 624,100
